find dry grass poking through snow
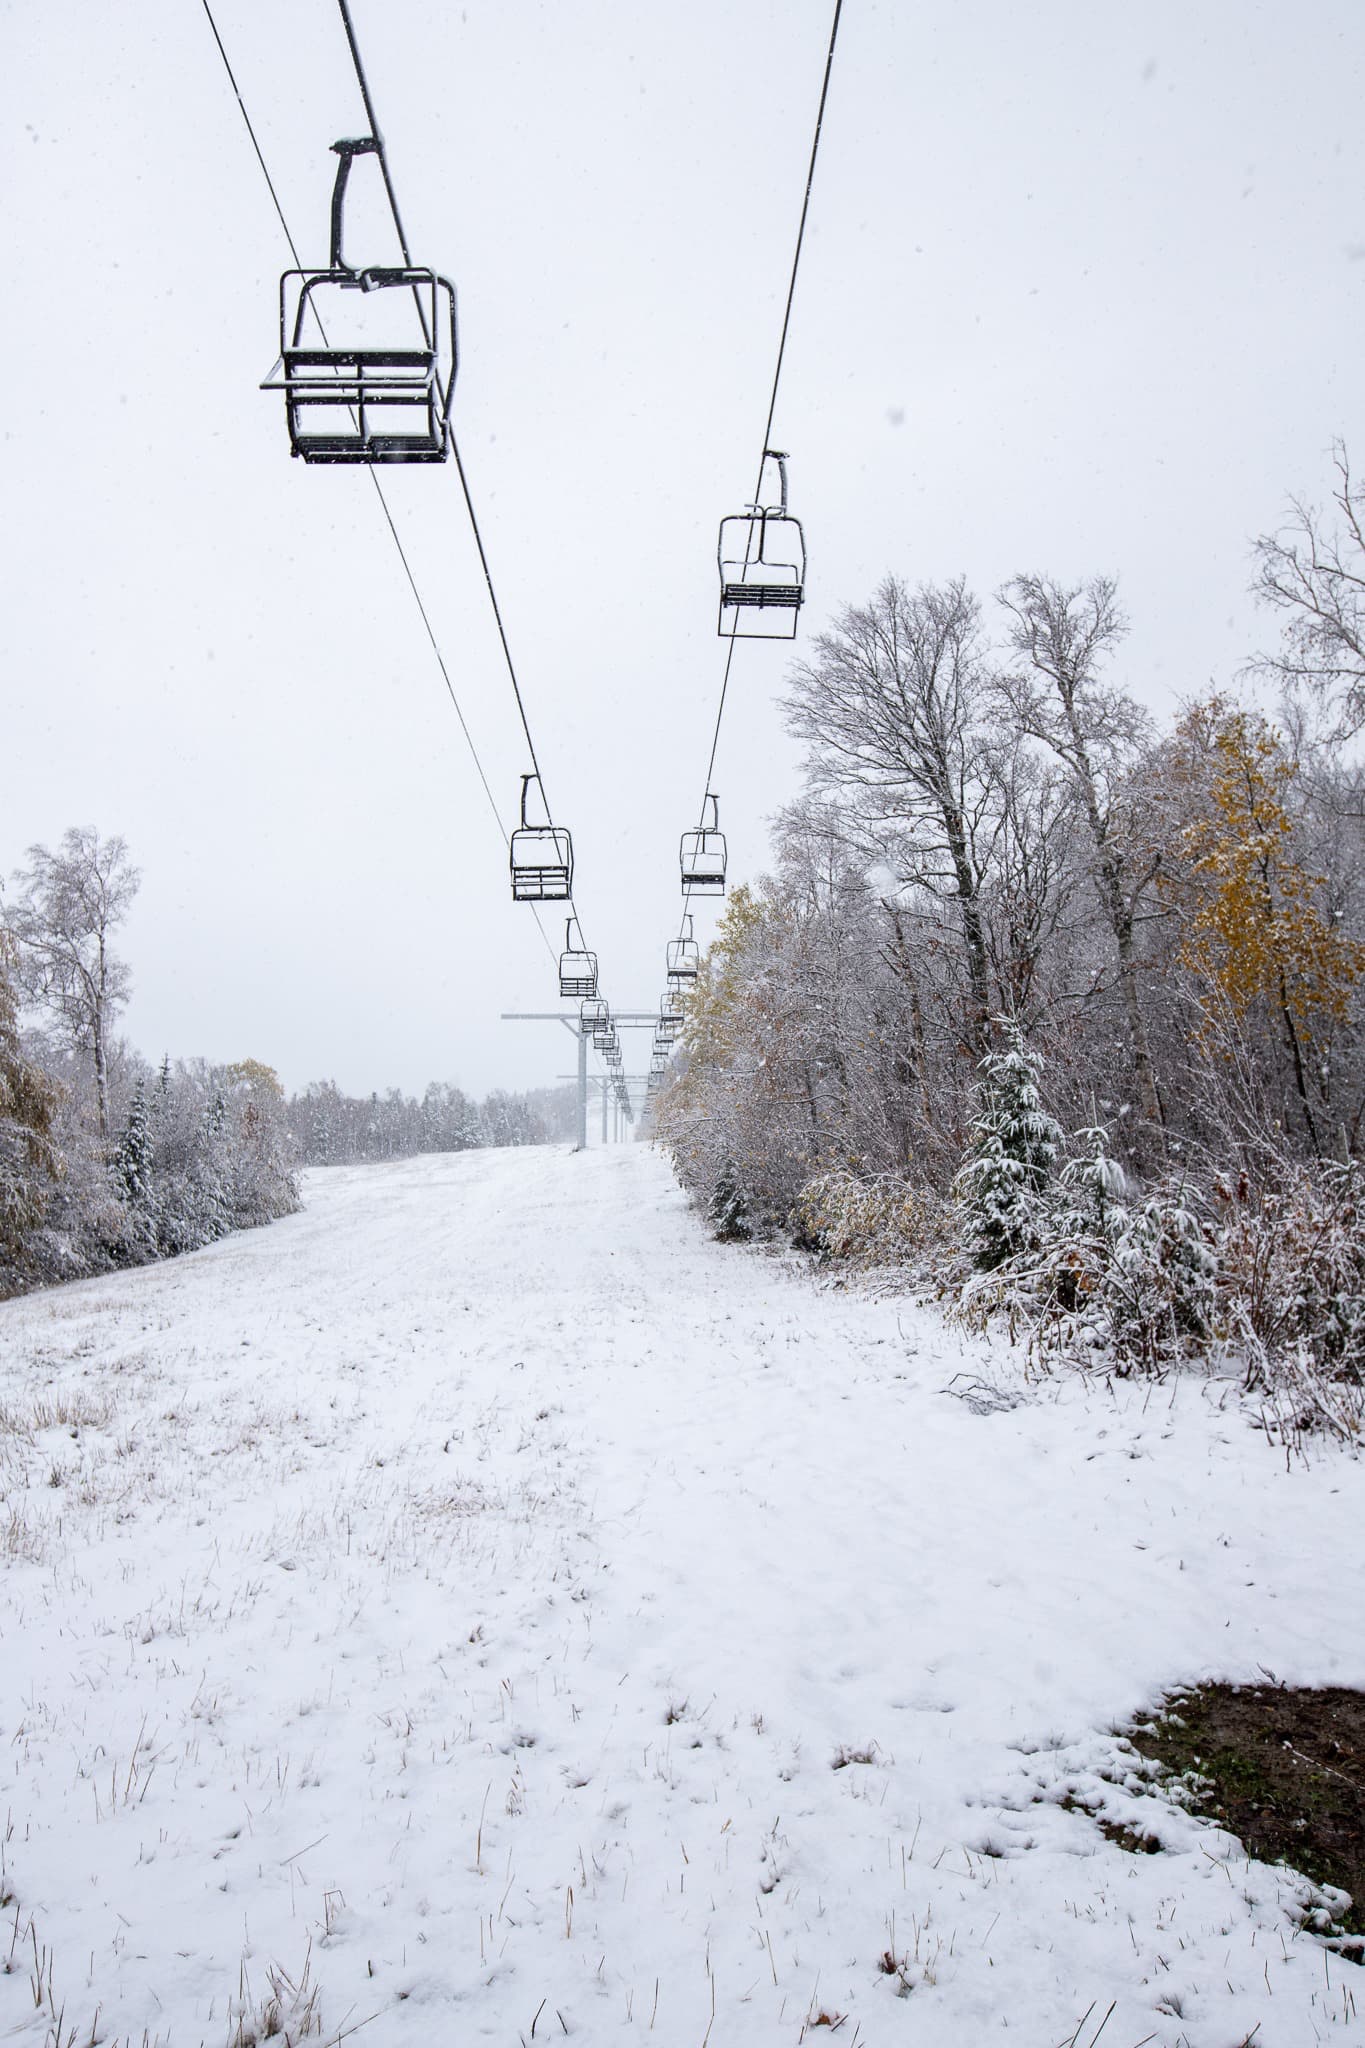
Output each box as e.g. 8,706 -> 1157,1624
1,1147 -> 1363,2046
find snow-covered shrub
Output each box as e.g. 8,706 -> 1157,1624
1250,1335 -> 1364,1447
956,1124 -> 1217,1375
953,1023 -> 1060,1271
1215,1161 -> 1365,1385
793,1168 -> 951,1271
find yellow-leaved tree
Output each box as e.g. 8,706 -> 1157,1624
1176,705 -> 1365,1151
0,929 -> 64,1284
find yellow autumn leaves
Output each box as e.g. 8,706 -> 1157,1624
1174,705 -> 1365,1044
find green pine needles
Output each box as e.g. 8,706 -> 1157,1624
954,1020 -> 1061,1270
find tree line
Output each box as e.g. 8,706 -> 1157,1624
657,445 -> 1365,1430
0,831 -> 575,1298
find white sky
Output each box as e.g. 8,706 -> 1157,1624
4,0 -> 1364,1100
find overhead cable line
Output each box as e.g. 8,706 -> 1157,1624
200,0 -> 621,1098
326,0 -> 635,1126
327,0 -> 601,1001
680,0 -> 843,933
197,0 -> 508,859
330,0 -> 556,809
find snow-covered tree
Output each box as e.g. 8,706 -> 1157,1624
996,574 -> 1163,1131
708,1160 -> 752,1243
6,828 -> 139,1141
114,1079 -> 158,1248
1251,441 -> 1365,740
954,1022 -> 1060,1270
0,931 -> 63,1288
784,577 -> 1003,1058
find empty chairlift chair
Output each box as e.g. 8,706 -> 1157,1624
680,793 -> 726,896
558,919 -> 598,1000
593,1010 -> 615,1054
657,989 -> 685,1043
580,998 -> 609,1039
717,449 -> 806,639
510,774 -> 573,902
666,915 -> 700,987
261,137 -> 458,464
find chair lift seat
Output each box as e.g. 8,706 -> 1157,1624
558,924 -> 598,1000
680,839 -> 726,894
265,266 -> 458,465
511,775 -> 573,902
510,836 -> 573,902
716,452 -> 806,640
720,580 -> 802,609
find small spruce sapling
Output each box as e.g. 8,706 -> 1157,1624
114,1079 -> 158,1248
709,1158 -> 753,1243
954,1021 -> 1060,1269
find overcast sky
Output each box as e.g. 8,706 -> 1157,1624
4,0 -> 1364,1102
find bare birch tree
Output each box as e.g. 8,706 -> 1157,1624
6,828 -> 140,1142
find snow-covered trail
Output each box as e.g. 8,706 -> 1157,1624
0,1146 -> 1360,2046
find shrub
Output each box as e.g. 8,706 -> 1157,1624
1214,1161 -> 1365,1384
955,1125 -> 1217,1376
793,1168 -> 951,1271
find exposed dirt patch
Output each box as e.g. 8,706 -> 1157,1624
1129,1684 -> 1365,1946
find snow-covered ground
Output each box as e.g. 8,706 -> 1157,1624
0,1145 -> 1360,2047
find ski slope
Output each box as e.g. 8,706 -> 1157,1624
0,1145 -> 1360,2046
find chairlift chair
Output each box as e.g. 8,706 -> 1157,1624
510,774 -> 573,902
657,994 -> 683,1045
680,793 -> 727,896
261,139 -> 458,465
580,998 -> 609,1038
717,450 -> 806,639
558,919 -> 598,999
593,1009 -> 615,1053
666,916 -> 700,985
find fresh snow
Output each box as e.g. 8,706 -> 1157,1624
0,1145 -> 1360,2045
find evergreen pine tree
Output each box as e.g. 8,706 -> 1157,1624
709,1158 -> 753,1242
954,1021 -> 1060,1269
115,1080 -> 158,1247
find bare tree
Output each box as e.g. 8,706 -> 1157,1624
784,577 -> 1001,1057
6,828 -> 140,1142
980,743 -> 1079,1026
996,575 -> 1164,1131
1250,442 -> 1365,739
